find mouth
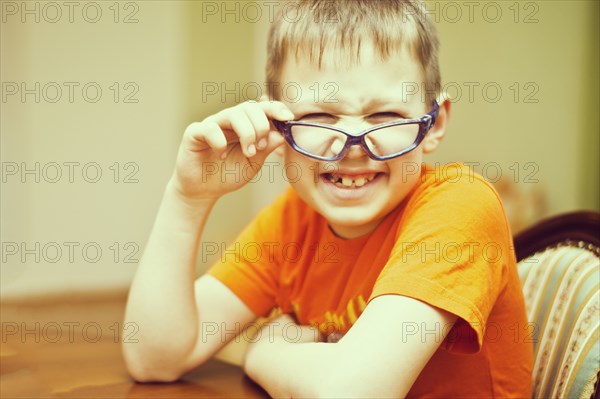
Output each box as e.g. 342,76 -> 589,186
322,172 -> 383,189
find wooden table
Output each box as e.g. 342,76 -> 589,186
0,294 -> 268,398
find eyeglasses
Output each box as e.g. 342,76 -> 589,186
272,101 -> 439,161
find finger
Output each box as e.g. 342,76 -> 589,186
250,130 -> 286,165
185,121 -> 229,158
184,121 -> 220,148
227,111 -> 258,157
258,100 -> 295,122
199,122 -> 228,159
265,129 -> 285,153
241,102 -> 271,150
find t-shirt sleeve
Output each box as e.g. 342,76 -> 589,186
206,190 -> 291,318
369,170 -> 513,354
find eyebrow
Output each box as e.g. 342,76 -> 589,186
291,98 -> 413,116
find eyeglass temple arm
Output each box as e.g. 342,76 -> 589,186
272,119 -> 288,131
427,100 -> 440,128
428,101 -> 440,128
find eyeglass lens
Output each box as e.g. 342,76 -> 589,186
290,123 -> 420,159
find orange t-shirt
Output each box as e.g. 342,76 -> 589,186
207,162 -> 533,397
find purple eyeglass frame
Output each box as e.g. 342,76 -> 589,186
272,101 -> 439,161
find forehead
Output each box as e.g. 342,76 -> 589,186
279,43 -> 426,113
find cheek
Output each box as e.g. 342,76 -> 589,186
389,152 -> 424,183
284,151 -> 318,185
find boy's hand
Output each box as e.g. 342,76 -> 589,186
261,314 -> 322,344
171,100 -> 293,201
244,314 -> 323,369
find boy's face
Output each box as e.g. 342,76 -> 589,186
278,44 -> 443,239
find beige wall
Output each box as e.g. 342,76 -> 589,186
2,1 -> 598,302
1,2 -> 181,297
0,1 -> 260,298
426,0 -> 599,219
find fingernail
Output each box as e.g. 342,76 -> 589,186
247,144 -> 256,156
257,138 -> 267,149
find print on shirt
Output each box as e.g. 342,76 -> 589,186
293,293 -> 368,335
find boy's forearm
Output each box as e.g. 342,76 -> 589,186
123,177 -> 217,379
245,337 -> 339,398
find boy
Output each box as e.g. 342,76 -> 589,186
123,0 -> 533,397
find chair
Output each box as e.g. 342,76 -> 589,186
514,211 -> 600,399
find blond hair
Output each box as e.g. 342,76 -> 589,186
266,0 -> 440,105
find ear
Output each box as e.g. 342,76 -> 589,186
422,93 -> 451,154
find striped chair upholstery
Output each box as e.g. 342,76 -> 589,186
514,212 -> 600,399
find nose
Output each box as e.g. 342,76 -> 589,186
344,143 -> 369,160
336,119 -> 371,160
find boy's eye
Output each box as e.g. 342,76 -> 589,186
297,112 -> 409,124
298,113 -> 338,123
368,112 -> 407,123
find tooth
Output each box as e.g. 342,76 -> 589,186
354,177 -> 366,187
342,177 -> 353,187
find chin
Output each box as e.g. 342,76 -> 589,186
320,206 -> 385,236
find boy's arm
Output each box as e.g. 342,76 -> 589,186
122,100 -> 294,382
244,294 -> 457,398
122,183 -> 257,381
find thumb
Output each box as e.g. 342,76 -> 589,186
251,129 -> 285,165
